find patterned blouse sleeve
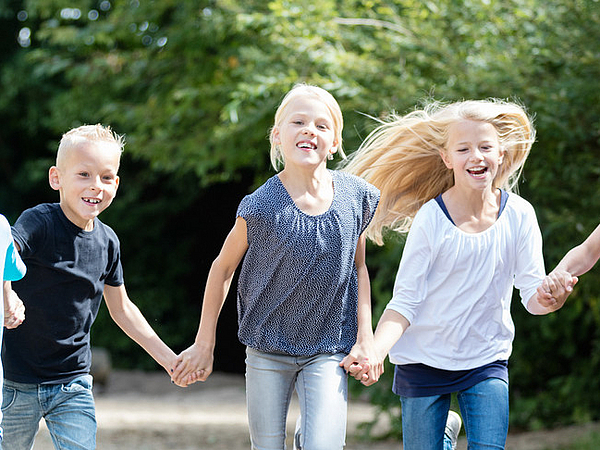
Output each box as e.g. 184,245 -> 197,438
360,182 -> 381,235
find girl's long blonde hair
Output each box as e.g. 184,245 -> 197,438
342,99 -> 536,245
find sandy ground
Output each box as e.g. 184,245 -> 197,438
29,370 -> 600,450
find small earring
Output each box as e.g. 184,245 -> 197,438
327,152 -> 334,161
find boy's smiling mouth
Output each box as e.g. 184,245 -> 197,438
83,198 -> 101,205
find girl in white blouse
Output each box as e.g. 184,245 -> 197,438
340,99 -> 574,450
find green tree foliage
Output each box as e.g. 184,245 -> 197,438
0,0 -> 599,432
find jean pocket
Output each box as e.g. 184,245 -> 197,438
61,375 -> 93,394
1,386 -> 17,411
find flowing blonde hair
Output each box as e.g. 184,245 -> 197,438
342,99 -> 536,245
269,84 -> 345,171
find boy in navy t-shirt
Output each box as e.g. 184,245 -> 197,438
1,125 -> 179,450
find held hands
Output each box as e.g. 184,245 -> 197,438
170,342 -> 214,387
536,269 -> 578,312
4,290 -> 25,329
339,339 -> 384,387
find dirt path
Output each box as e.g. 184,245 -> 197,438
30,370 -> 600,450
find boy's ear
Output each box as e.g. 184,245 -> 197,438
48,166 -> 61,191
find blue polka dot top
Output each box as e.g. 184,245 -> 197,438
236,170 -> 380,356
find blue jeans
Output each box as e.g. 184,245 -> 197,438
401,378 -> 509,450
1,375 -> 96,450
245,348 -> 347,450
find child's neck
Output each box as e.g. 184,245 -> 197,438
59,202 -> 95,232
278,165 -> 334,216
442,186 -> 501,233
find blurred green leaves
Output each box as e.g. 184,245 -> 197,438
1,0 -> 599,431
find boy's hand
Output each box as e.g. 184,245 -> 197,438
171,342 -> 214,387
4,290 -> 25,329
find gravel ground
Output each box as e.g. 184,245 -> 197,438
29,370 -> 600,450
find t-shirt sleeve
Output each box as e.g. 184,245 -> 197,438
104,231 -> 124,287
11,208 -> 46,258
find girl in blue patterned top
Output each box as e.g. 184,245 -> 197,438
340,99 -> 573,450
173,84 -> 381,449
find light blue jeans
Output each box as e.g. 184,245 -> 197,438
1,375 -> 96,450
245,348 -> 347,450
401,378 -> 509,450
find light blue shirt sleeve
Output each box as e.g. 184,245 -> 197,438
4,240 -> 26,281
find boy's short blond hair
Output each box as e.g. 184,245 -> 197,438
56,124 -> 124,168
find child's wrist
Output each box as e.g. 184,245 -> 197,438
193,339 -> 215,352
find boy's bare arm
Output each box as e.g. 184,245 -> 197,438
103,284 -> 178,377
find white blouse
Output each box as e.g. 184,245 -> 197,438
386,193 -> 545,370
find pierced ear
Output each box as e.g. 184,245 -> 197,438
48,166 -> 61,191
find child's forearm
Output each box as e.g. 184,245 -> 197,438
193,262 -> 235,347
555,245 -> 597,277
355,265 -> 374,341
111,302 -> 176,370
373,309 -> 410,359
556,225 -> 600,277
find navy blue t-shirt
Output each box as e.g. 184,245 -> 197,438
3,203 -> 124,384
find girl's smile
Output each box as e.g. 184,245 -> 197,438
442,119 -> 504,191
272,95 -> 338,167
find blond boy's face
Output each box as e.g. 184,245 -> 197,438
49,140 -> 121,231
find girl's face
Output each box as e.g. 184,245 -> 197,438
272,95 -> 338,169
441,119 -> 504,192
